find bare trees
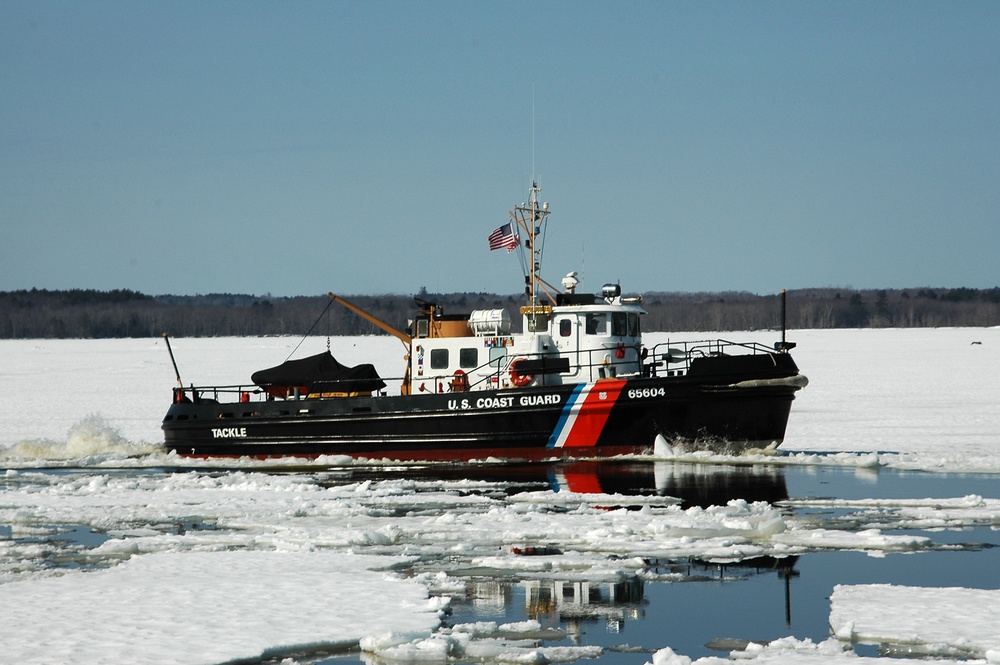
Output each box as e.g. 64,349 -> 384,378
2,287 -> 999,339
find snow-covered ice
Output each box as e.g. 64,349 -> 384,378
2,328 -> 1000,663
0,551 -> 439,665
831,584 -> 1000,660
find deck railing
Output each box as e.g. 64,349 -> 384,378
171,337 -> 780,404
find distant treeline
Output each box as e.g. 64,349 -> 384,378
2,286 -> 1000,339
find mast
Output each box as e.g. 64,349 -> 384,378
510,181 -> 553,327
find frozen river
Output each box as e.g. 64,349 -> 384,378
2,328 -> 1000,664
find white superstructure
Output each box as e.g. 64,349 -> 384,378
406,181 -> 646,395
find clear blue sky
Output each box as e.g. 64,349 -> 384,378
2,1 -> 998,297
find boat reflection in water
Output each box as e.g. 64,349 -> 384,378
361,458 -> 790,509
371,459 -> 797,640
521,575 -> 646,636
544,459 -> 788,509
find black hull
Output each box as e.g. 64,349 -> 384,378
163,353 -> 804,461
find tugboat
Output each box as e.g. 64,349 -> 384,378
162,182 -> 807,461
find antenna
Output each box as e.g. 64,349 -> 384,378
531,82 -> 536,184
507,84 -> 553,320
162,332 -> 184,388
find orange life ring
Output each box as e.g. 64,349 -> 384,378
508,358 -> 534,387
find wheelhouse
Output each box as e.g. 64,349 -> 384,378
406,284 -> 646,394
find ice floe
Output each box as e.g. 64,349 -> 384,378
0,551 -> 440,665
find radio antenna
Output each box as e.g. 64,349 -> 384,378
531,83 -> 536,184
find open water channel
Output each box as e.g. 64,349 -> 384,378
346,460 -> 1000,664
16,459 -> 996,664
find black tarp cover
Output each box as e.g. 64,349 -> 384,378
251,351 -> 386,396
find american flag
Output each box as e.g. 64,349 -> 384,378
488,222 -> 520,253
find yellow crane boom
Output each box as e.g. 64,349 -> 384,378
327,293 -> 412,346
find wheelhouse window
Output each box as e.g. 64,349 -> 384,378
488,346 -> 508,367
612,312 -> 628,337
430,348 -> 449,370
558,318 -> 572,337
586,313 -> 608,335
526,313 -> 549,333
628,312 -> 640,337
459,348 -> 479,369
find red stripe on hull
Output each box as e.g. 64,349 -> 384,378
562,380 -> 627,447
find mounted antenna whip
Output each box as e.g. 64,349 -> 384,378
162,332 -> 184,388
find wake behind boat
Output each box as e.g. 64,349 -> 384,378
162,182 -> 807,461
